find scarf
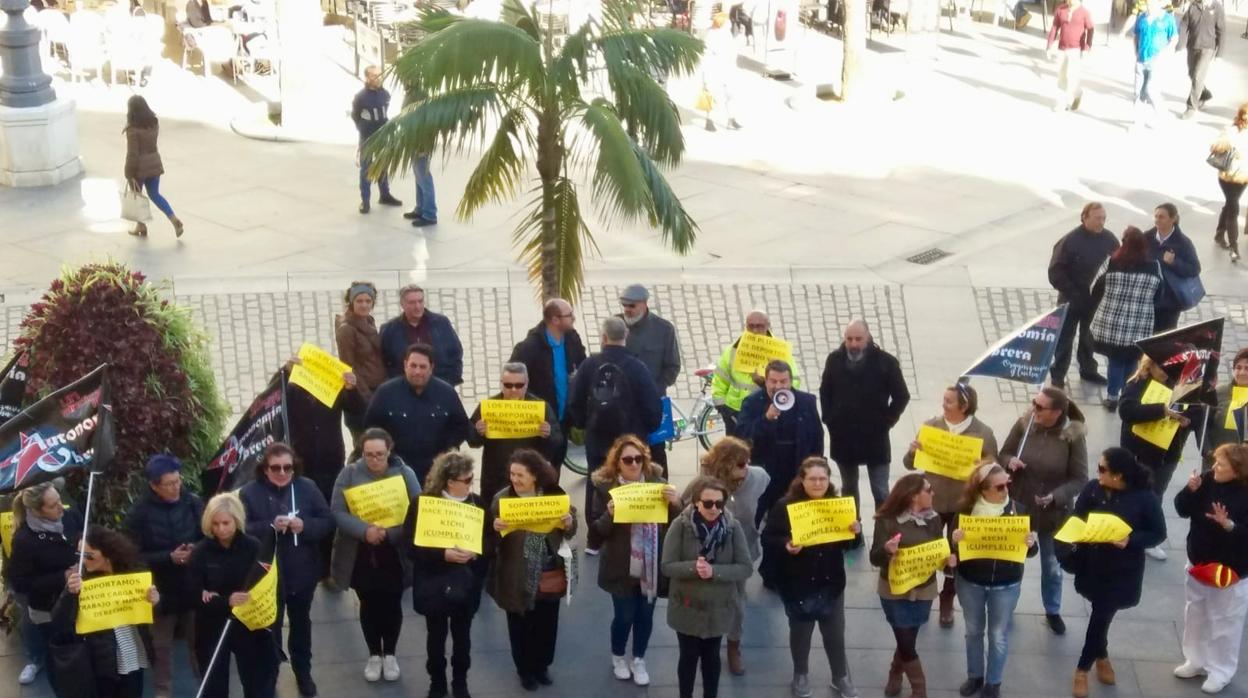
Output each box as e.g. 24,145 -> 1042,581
896,508 -> 939,526
629,523 -> 659,600
692,511 -> 728,563
944,416 -> 972,436
26,513 -> 63,535
441,491 -> 468,502
971,496 -> 1008,517
518,489 -> 548,610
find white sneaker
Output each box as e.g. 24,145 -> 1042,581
585,548 -> 600,556
612,655 -> 631,680
1146,546 -> 1168,561
631,658 -> 650,686
1174,661 -> 1206,679
1202,677 -> 1229,694
18,664 -> 39,685
364,655 -> 382,682
382,654 -> 400,681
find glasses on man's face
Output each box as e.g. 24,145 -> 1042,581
559,313 -> 576,320
453,475 -> 474,485
268,464 -> 294,474
698,499 -> 725,510
621,302 -> 637,309
502,382 -> 527,390
620,455 -> 645,466
746,324 -> 768,332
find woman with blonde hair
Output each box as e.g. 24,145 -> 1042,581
1210,103 -> 1248,262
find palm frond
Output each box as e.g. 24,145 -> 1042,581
363,86 -> 504,177
632,141 -> 698,253
549,23 -> 594,102
513,178 -> 597,300
502,0 -> 541,40
596,27 -> 703,82
573,100 -> 652,223
389,19 -> 544,96
456,107 -> 533,220
597,59 -> 684,165
415,5 -> 460,33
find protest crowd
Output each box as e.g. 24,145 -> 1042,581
1,213 -> 1248,698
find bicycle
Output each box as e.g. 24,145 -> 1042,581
563,366 -> 726,475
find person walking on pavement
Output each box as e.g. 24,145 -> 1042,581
712,310 -> 800,435
468,362 -> 562,503
510,299 -> 587,474
1178,0 -> 1224,119
379,284 -> 464,386
617,284 -> 682,472
1089,227 -> 1165,408
123,95 -> 183,238
568,317 -> 664,553
819,319 -> 911,546
1048,202 -> 1120,389
1046,0 -> 1094,112
353,66 -> 403,214
1211,104 -> 1248,262
1128,0 -> 1179,129
1145,203 -> 1202,332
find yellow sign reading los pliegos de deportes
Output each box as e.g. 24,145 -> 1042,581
414,496 -> 484,554
343,475 -> 411,529
289,343 -> 352,408
480,399 -> 545,440
957,515 -> 1031,563
734,332 -> 793,376
888,538 -> 950,595
913,425 -> 983,481
787,497 -> 857,546
76,572 -> 154,634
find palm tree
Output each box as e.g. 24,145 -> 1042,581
364,0 -> 704,301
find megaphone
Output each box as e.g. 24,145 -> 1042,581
772,389 -> 795,412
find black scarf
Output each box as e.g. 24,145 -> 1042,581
693,511 -> 728,563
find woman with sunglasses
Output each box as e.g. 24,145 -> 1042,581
696,436 -> 768,675
1067,447 -> 1165,698
1172,443 -> 1248,695
948,463 -> 1038,698
405,452 -> 491,698
871,473 -> 957,698
590,435 -> 682,686
330,427 -> 423,683
761,457 -> 860,698
239,443 -> 334,697
999,386 -> 1088,636
903,383 -> 999,627
662,476 -> 753,698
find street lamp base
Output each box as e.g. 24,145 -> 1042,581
0,97 -> 82,187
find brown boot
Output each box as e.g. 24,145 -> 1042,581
938,577 -> 956,627
1095,658 -> 1115,685
1072,670 -> 1089,697
884,651 -> 904,697
901,658 -> 927,698
726,639 -> 745,676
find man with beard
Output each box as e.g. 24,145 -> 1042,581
617,284 -> 681,472
1048,202 -> 1118,389
819,319 -> 910,546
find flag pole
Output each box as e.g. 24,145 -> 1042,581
195,619 -> 233,698
1015,411 -> 1036,459
77,471 -> 98,577
291,486 -> 299,547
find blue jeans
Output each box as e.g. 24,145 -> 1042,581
957,579 -> 1022,684
141,176 -> 174,217
1036,531 -> 1063,615
359,156 -> 391,203
19,601 -> 50,667
1134,61 -> 1159,115
1107,354 -> 1136,399
414,155 -> 437,221
610,589 -> 656,658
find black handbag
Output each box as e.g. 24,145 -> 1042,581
784,588 -> 837,622
411,565 -> 476,616
47,638 -> 98,698
1054,540 -> 1085,576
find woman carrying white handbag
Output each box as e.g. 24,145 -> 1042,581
123,95 -> 183,238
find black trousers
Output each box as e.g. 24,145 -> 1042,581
194,617 -> 279,698
426,609 -> 474,683
1154,308 -> 1181,333
358,586 -> 404,656
1078,602 -> 1119,670
1218,178 -> 1247,253
506,598 -> 560,678
273,587 -> 315,676
96,669 -> 144,698
1051,302 -> 1098,383
1186,48 -> 1215,109
677,633 -> 723,698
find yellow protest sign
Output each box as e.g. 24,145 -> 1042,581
1224,386 -> 1248,430
76,572 -> 154,634
1054,512 -> 1133,544
913,425 -> 984,481
232,559 -> 279,631
610,483 -> 670,524
480,399 -> 545,440
1130,380 -> 1181,450
0,511 -> 12,557
787,497 -> 857,546
734,332 -> 793,375
343,475 -> 411,529
498,494 -> 570,536
957,515 -> 1031,563
289,343 -> 352,408
413,496 -> 484,554
888,538 -> 950,595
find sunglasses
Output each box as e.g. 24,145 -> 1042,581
453,475 -> 474,485
502,382 -> 527,390
268,465 -> 294,474
1032,400 -> 1054,411
1097,465 -> 1110,474
620,455 -> 645,465
699,499 -> 726,510
81,551 -> 97,561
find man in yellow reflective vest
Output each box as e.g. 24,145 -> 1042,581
711,310 -> 801,434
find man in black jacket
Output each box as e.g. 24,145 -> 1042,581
378,284 -> 464,386
1178,0 -> 1224,119
124,455 -> 204,698
365,343 -> 472,483
1147,203 -> 1203,331
509,298 -> 587,473
819,320 -> 910,543
467,362 -> 562,503
1048,202 -> 1119,388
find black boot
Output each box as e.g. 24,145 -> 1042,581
451,676 -> 472,698
427,674 -> 448,698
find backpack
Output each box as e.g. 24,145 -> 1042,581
586,361 -> 632,436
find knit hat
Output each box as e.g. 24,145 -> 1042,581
145,454 -> 182,482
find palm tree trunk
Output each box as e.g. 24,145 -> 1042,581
535,109 -> 560,301
841,0 -> 865,101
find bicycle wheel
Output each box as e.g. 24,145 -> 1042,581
696,403 -> 725,450
563,443 -> 590,476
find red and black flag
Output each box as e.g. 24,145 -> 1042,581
202,371 -> 288,495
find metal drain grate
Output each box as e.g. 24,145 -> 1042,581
906,248 -> 953,265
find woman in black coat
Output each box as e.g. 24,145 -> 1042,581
404,452 -> 491,698
761,457 -> 860,698
50,526 -> 159,698
1069,447 -> 1166,698
9,481 -> 82,687
190,493 -> 279,698
239,443 -> 334,698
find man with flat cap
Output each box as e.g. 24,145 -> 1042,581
617,283 -> 682,473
